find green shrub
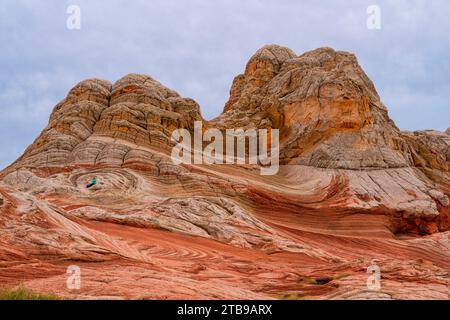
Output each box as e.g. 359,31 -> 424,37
0,286 -> 59,300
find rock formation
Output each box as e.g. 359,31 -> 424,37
0,45 -> 448,299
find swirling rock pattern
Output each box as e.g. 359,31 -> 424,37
0,46 -> 448,299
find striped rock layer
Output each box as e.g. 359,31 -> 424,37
0,45 -> 448,299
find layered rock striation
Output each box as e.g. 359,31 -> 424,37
0,45 -> 448,299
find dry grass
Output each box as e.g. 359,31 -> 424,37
0,286 -> 59,300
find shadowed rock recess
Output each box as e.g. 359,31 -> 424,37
0,45 -> 449,300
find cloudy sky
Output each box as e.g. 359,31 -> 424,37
0,0 -> 449,169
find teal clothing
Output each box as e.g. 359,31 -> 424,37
86,178 -> 97,189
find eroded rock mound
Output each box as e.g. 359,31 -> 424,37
0,45 -> 448,300
4,74 -> 202,171
213,45 -> 448,173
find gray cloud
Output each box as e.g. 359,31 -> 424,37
0,0 -> 449,169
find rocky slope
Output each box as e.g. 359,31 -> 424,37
0,45 -> 449,299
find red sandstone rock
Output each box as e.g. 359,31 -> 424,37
0,46 -> 448,300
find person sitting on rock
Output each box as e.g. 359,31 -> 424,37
86,177 -> 97,189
